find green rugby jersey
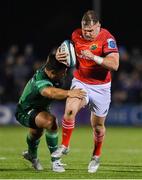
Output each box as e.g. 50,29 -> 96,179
18,66 -> 55,111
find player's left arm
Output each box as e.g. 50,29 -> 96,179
101,52 -> 119,71
81,50 -> 119,71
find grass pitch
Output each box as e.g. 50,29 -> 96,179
0,126 -> 142,179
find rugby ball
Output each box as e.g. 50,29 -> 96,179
60,40 -> 76,67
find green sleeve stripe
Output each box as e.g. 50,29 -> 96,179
35,80 -> 53,92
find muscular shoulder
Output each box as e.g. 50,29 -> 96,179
99,28 -> 117,41
33,69 -> 53,92
99,28 -> 118,54
71,28 -> 82,42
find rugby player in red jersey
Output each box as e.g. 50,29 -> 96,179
52,10 -> 119,173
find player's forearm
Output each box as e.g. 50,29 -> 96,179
81,50 -> 119,71
101,56 -> 119,71
41,87 -> 69,100
50,89 -> 69,99
93,53 -> 119,71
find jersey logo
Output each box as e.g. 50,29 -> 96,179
107,38 -> 116,49
90,44 -> 98,50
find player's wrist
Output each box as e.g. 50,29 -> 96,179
93,55 -> 104,65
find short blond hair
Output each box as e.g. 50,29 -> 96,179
81,10 -> 99,26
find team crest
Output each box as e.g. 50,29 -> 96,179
107,38 -> 116,49
90,44 -> 98,50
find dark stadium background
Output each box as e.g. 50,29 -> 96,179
1,1 -> 142,179
0,0 -> 142,55
0,0 -> 142,126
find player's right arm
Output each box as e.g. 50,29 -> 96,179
55,47 -> 68,65
40,87 -> 86,100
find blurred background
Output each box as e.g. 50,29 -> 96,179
0,0 -> 142,126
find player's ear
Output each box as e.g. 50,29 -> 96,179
96,22 -> 101,34
51,70 -> 56,75
96,22 -> 101,28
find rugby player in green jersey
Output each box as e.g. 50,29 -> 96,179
15,48 -> 86,172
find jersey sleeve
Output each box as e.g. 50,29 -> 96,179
35,80 -> 53,93
71,29 -> 81,43
71,30 -> 76,42
103,34 -> 118,55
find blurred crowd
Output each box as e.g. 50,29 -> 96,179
0,44 -> 142,105
0,44 -> 45,103
112,46 -> 142,105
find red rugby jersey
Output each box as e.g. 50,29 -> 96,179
72,28 -> 118,84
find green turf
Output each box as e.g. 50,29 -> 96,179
0,125 -> 142,179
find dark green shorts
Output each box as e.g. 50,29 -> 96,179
15,104 -> 42,129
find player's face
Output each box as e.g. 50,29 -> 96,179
81,22 -> 100,41
51,69 -> 67,81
